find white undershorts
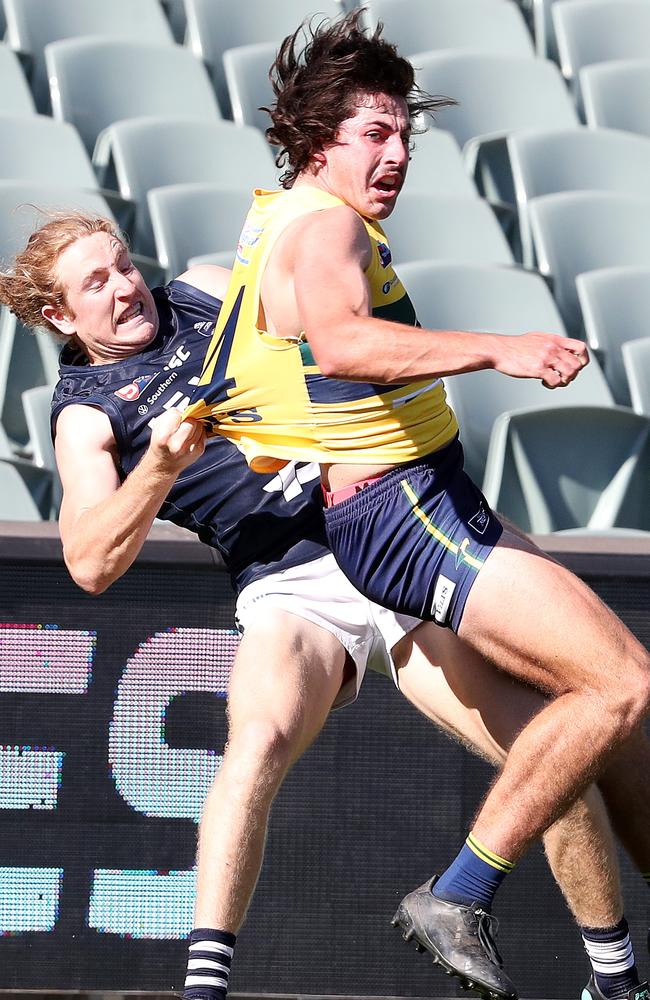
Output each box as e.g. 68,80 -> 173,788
235,553 -> 421,709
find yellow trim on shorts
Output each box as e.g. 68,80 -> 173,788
467,832 -> 515,873
400,479 -> 485,572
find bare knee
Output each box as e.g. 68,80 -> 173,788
597,648 -> 650,740
224,716 -> 298,787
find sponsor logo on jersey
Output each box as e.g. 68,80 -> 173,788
432,573 -> 456,624
455,537 -> 472,570
468,502 -> 490,535
236,223 -> 263,266
377,242 -> 392,268
114,373 -> 158,401
146,371 -> 178,405
382,274 -> 399,295
193,321 -> 214,336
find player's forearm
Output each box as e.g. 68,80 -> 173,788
313,316 -> 500,383
62,453 -> 179,594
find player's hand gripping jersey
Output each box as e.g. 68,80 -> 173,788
184,187 -> 458,472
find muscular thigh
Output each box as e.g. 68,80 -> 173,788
397,622 -> 547,767
458,528 -> 646,696
227,607 -> 348,754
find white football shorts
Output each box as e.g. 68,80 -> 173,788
235,552 -> 421,709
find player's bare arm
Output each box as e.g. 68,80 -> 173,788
177,264 -> 231,302
287,206 -> 588,389
55,403 -> 205,594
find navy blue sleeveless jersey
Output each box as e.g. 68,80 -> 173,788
50,279 -> 329,593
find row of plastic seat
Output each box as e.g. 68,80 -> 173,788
3,35 -> 647,171
2,0 -> 649,128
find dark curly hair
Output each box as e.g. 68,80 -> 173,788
265,9 -> 456,187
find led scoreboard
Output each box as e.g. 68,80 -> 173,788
0,527 -> 648,997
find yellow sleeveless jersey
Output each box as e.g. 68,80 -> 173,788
184,185 -> 458,472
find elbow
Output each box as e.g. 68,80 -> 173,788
316,352 -> 344,379
303,322 -> 351,380
64,551 -> 112,596
309,339 -> 350,379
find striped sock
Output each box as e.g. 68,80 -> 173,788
581,918 -> 639,999
432,832 -> 515,911
183,927 -> 236,1000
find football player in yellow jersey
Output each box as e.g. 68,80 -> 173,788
186,12 -> 650,1000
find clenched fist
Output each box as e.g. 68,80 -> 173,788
493,332 -> 589,389
149,407 -> 206,473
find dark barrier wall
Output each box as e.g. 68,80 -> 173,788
0,526 -> 649,999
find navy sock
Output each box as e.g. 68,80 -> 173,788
183,927 -> 237,1000
581,918 -> 639,999
432,832 -> 515,911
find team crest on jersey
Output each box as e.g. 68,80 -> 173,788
377,242 -> 392,268
114,372 -> 158,401
468,502 -> 490,535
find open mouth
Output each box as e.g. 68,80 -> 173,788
373,177 -> 401,195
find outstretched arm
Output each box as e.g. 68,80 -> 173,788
55,405 -> 205,594
288,205 -> 588,389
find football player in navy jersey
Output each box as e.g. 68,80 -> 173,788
1,213 -> 649,1000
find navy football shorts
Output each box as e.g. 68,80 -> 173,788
323,436 -> 503,633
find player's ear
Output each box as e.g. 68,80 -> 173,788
41,303 -> 76,337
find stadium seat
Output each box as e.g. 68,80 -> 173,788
0,116 -> 134,231
531,0 -> 562,59
0,42 -> 37,116
527,191 -> 650,335
0,308 -> 59,454
187,250 -> 236,269
45,38 -> 221,156
94,117 -> 277,258
576,266 -> 650,407
483,405 -> 650,532
223,42 -> 279,133
397,260 -> 612,484
21,384 -> 56,469
147,183 -> 252,279
364,0 -> 534,58
413,52 -> 578,206
581,59 -> 650,138
507,127 -> 650,266
184,0 -> 341,117
0,459 -> 44,520
407,128 -> 480,198
622,336 -> 650,417
22,384 -> 62,515
4,0 -> 174,113
384,193 -> 514,267
0,115 -> 99,188
159,0 -> 188,43
552,0 -> 650,104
